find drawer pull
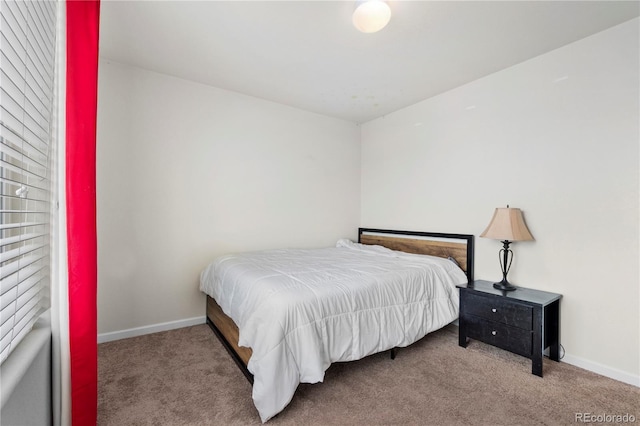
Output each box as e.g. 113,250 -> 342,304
492,308 -> 497,313
491,331 -> 497,336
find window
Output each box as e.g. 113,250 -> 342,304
0,0 -> 57,364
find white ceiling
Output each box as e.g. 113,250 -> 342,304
99,1 -> 640,123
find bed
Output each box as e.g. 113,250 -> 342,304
199,228 -> 474,422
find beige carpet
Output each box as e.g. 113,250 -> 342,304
98,324 -> 639,425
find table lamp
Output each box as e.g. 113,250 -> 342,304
480,206 -> 534,291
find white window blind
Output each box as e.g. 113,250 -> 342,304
0,0 -> 57,364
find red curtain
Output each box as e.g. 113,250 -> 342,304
66,1 -> 101,425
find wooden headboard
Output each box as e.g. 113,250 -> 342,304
358,228 -> 474,283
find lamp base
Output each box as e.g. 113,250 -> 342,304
493,279 -> 517,291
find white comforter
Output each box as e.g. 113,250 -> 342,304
199,239 -> 466,422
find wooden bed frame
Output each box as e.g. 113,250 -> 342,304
206,228 -> 474,383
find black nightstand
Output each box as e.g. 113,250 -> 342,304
457,280 -> 562,377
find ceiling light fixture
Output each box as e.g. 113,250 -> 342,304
352,1 -> 391,33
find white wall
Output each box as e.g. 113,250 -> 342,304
0,316 -> 51,425
96,60 -> 361,334
361,19 -> 639,382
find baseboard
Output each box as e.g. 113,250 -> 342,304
450,322 -> 639,388
98,316 -> 206,344
100,318 -> 639,387
561,353 -> 640,388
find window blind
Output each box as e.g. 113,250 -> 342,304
0,0 -> 57,364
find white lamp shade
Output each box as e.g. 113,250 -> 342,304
353,1 -> 391,33
480,207 -> 534,242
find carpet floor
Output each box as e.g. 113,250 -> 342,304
98,324 -> 639,425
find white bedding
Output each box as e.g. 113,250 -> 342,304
199,239 -> 467,422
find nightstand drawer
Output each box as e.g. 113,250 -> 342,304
465,316 -> 533,358
458,280 -> 562,377
464,292 -> 532,330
